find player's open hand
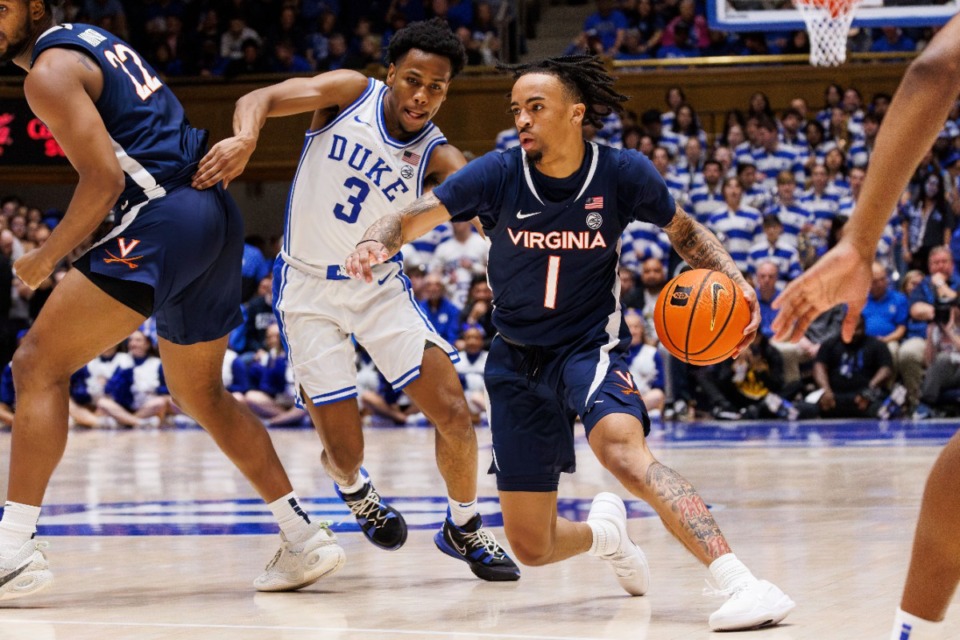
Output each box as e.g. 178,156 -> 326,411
192,135 -> 256,190
772,240 -> 871,344
13,248 -> 56,290
345,240 -> 389,283
732,284 -> 760,359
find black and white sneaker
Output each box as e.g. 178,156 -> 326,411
335,468 -> 407,551
434,511 -> 520,581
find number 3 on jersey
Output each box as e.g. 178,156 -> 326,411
333,177 -> 370,223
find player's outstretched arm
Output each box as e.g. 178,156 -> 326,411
345,193 -> 452,283
192,70 -> 369,189
663,206 -> 759,358
772,14 -> 960,344
17,50 -> 124,290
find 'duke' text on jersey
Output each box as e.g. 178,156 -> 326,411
327,134 -> 409,201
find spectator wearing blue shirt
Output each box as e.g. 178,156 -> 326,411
870,27 -> 916,54
418,272 -> 462,347
747,214 -> 803,289
582,0 -> 628,56
901,246 -> 960,407
754,261 -> 781,338
863,262 -> 908,373
97,331 -> 171,428
656,21 -> 701,59
241,240 -> 270,302
706,177 -> 763,273
245,324 -> 307,426
0,330 -> 26,428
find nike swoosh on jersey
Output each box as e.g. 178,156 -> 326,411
516,210 -> 542,219
377,272 -> 393,285
354,115 -> 371,127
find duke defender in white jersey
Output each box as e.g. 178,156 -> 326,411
194,18 -> 519,582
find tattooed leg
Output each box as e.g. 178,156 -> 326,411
644,462 -> 731,565
588,412 -> 731,566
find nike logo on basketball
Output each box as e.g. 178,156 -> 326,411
516,210 -> 541,219
0,563 -> 29,589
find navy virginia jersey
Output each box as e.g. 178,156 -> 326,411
31,24 -> 207,205
433,142 -> 676,347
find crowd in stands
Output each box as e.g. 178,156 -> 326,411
6,74 -> 960,428
0,0 -> 508,79
0,0 -> 938,82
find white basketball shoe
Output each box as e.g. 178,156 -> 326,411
587,492 -> 650,596
707,578 -> 795,631
254,522 -> 345,592
0,539 -> 53,601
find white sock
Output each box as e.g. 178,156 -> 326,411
0,501 -> 41,552
587,519 -> 619,557
267,492 -> 313,541
336,469 -> 369,496
448,498 -> 477,527
891,608 -> 945,640
709,553 -> 757,591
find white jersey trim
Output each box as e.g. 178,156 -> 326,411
309,77 -> 376,137
585,237 -> 625,407
520,141 -> 599,205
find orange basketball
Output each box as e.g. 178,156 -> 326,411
653,269 -> 751,366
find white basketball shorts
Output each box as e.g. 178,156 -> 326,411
273,256 -> 458,406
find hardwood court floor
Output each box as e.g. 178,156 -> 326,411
0,422 -> 956,639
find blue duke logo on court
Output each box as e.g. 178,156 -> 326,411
327,134 -> 409,202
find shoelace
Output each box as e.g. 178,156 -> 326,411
263,522 -> 333,571
702,579 -> 751,599
348,490 -> 391,525
607,550 -> 640,577
460,526 -> 503,558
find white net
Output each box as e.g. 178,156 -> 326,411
793,0 -> 862,67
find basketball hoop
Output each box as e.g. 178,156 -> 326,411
793,0 -> 863,67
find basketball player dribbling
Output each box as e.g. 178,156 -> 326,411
0,0 -> 342,600
192,18 -> 519,582
773,15 -> 960,640
346,54 -> 794,631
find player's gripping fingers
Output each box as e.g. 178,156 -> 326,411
346,242 -> 388,283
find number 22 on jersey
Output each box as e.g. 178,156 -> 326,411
104,44 -> 162,101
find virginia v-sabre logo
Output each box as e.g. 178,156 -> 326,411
670,285 -> 692,307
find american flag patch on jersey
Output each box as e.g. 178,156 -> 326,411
585,196 -> 604,210
402,150 -> 421,166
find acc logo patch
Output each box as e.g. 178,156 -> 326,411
585,212 -> 603,230
670,285 -> 692,307
400,165 -> 415,179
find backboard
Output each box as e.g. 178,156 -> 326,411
707,0 -> 959,31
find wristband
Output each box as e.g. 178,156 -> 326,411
355,239 -> 381,248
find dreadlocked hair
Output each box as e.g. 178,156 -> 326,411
387,17 -> 466,78
496,55 -> 628,129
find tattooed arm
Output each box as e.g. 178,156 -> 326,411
344,192 -> 453,282
662,205 -> 760,356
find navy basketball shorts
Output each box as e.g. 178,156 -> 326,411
74,183 -> 244,345
484,334 -> 651,492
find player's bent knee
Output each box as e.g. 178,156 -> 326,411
11,338 -> 67,386
505,535 -> 553,567
597,443 -> 653,488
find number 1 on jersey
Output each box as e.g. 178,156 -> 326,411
544,255 -> 560,309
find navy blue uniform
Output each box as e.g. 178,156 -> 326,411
31,24 -> 243,344
433,143 -> 677,491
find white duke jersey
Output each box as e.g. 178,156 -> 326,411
282,78 -> 449,271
